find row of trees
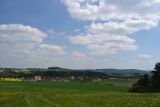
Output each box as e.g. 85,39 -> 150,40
0,69 -> 108,79
129,63 -> 160,92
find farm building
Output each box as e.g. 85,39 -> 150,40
34,76 -> 42,81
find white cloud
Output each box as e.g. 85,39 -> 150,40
0,24 -> 65,67
0,24 -> 47,54
63,0 -> 160,56
139,54 -> 152,59
87,43 -> 137,55
62,0 -> 99,20
69,33 -> 137,55
0,24 -> 46,43
63,0 -> 160,21
39,44 -> 65,55
69,34 -> 135,44
87,19 -> 158,35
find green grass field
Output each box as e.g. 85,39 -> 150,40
0,81 -> 160,107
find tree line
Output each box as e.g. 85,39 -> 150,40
129,63 -> 160,93
0,68 -> 108,79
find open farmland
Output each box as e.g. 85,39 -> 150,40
0,81 -> 160,107
0,81 -> 128,92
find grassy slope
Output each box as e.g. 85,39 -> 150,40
0,81 -> 160,107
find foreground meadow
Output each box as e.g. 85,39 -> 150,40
0,81 -> 160,107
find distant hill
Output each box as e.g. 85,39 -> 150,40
93,69 -> 149,74
0,67 -> 150,79
18,67 -> 150,74
0,67 -> 149,74
0,67 -> 151,75
47,67 -> 72,72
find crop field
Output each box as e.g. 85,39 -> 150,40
0,81 -> 160,107
0,81 -> 128,92
0,78 -> 23,82
103,78 -> 137,87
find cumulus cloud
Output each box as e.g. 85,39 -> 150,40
63,0 -> 160,21
69,34 -> 135,44
87,20 -> 158,35
0,24 -> 47,53
87,43 -> 137,55
0,24 -> 65,67
63,0 -> 160,56
69,34 -> 137,55
38,44 -> 65,56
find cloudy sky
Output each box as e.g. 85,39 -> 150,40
0,0 -> 160,69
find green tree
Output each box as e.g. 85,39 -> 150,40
129,74 -> 150,92
151,63 -> 160,92
137,74 -> 150,88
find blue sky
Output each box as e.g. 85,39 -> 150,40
0,0 -> 160,70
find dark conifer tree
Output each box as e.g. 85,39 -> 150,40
129,74 -> 150,93
137,74 -> 150,88
151,63 -> 160,92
